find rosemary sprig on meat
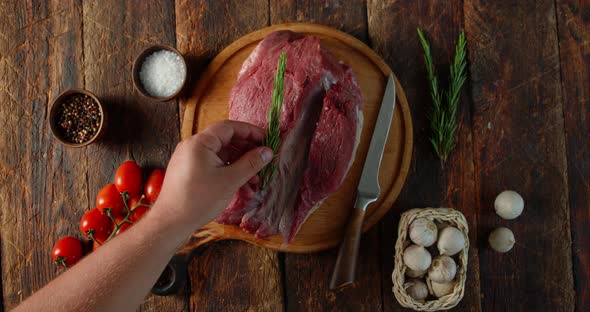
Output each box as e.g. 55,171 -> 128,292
417,29 -> 467,165
259,51 -> 287,189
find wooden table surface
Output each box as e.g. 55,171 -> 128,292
1,1 -> 588,311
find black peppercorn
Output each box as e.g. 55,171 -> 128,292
55,94 -> 101,144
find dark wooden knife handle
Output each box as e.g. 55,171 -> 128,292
330,208 -> 367,290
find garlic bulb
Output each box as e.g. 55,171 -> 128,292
404,279 -> 428,300
428,255 -> 457,283
409,218 -> 438,247
405,267 -> 427,278
489,227 -> 515,252
427,279 -> 455,298
437,226 -> 466,256
494,190 -> 524,220
403,244 -> 432,271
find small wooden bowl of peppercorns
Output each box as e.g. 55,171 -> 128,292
49,89 -> 107,147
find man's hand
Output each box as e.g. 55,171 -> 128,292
153,120 -> 273,228
13,120 -> 272,312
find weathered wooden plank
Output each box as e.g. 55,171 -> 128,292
555,0 -> 590,310
270,0 -> 368,40
269,1 -> 383,311
283,228 -> 382,311
367,0 -> 482,311
175,1 -> 284,311
188,240 -> 283,311
82,1 -> 185,311
464,0 -> 574,310
0,1 -> 88,309
176,0 -> 271,124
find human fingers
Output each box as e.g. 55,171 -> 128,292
198,120 -> 265,153
219,144 -> 256,165
222,146 -> 273,188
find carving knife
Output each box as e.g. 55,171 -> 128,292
330,74 -> 396,289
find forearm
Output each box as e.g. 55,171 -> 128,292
15,202 -> 196,312
15,120 -> 270,312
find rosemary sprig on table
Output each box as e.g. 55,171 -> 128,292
417,29 -> 467,164
259,51 -> 287,189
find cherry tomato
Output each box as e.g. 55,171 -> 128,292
128,195 -> 151,210
145,169 -> 165,202
52,237 -> 84,268
79,208 -> 114,243
114,216 -> 132,235
96,183 -> 125,217
114,160 -> 143,197
130,205 -> 149,223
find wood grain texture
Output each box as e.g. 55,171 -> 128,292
283,227 -> 382,312
269,3 -> 383,310
180,23 -> 412,253
0,1 -> 88,309
464,0 -> 574,310
1,0 -> 586,310
270,0 -> 368,40
175,1 -> 284,311
176,0 -> 271,124
330,207 -> 367,290
555,0 -> 590,310
188,241 -> 283,311
82,1 -> 185,311
367,1 -> 482,311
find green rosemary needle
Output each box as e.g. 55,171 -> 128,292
417,29 -> 467,164
259,51 -> 287,189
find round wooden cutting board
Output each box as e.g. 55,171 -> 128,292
180,23 -> 413,254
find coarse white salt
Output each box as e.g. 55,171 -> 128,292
139,50 -> 186,98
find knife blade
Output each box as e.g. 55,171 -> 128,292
357,74 -> 396,203
330,74 -> 396,289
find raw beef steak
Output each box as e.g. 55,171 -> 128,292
217,30 -> 363,242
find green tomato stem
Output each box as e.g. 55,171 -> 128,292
88,231 -> 102,246
103,194 -> 148,243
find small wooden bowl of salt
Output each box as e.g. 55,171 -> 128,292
132,44 -> 187,102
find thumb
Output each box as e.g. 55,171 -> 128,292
223,146 -> 274,187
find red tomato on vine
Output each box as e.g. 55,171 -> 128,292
79,208 -> 114,243
52,237 -> 84,268
114,160 -> 143,197
130,205 -> 149,223
114,216 -> 132,235
96,183 -> 126,217
145,169 -> 165,203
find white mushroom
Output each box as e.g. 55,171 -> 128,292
494,190 -> 524,220
489,227 -> 515,253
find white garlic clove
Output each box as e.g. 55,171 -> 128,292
427,278 -> 455,298
437,226 -> 466,256
494,190 -> 524,220
489,227 -> 515,252
405,267 -> 427,278
428,255 -> 457,283
404,279 -> 429,300
409,217 -> 438,247
403,244 -> 432,271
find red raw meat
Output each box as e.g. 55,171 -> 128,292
217,30 -> 363,242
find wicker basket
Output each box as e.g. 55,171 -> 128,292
392,208 -> 469,311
